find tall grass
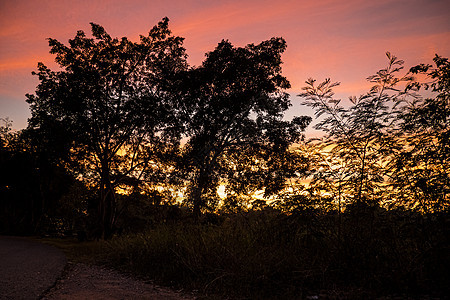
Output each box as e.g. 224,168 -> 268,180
54,206 -> 449,299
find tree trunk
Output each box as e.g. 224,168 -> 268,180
99,163 -> 115,239
357,146 -> 367,205
337,179 -> 342,242
191,167 -> 209,220
192,185 -> 202,220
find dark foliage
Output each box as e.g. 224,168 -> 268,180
26,18 -> 187,239
7,19 -> 449,298
0,119 -> 76,235
177,38 -> 311,216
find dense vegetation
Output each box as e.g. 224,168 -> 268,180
44,206 -> 446,299
1,18 -> 448,298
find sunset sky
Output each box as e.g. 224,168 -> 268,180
1,0 -> 449,132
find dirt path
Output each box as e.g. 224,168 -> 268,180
0,236 -> 67,300
41,263 -> 196,300
0,236 -> 196,299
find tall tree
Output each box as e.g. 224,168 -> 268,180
177,38 -> 311,217
392,55 -> 450,212
299,53 -> 408,207
26,18 -> 187,238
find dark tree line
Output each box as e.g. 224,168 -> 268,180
1,18 -> 448,242
1,18 -> 310,238
0,118 -> 75,234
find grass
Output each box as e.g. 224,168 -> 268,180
37,206 -> 450,299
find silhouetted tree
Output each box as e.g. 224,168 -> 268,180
177,38 -> 311,217
223,143 -> 310,212
392,55 -> 450,212
0,118 -> 74,234
26,18 -> 187,238
0,118 -> 14,149
299,52 -> 408,207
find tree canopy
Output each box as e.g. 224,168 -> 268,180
177,38 -> 311,216
26,18 -> 187,238
298,52 -> 449,213
392,55 -> 450,212
8,20 -> 449,296
21,16 -> 449,242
